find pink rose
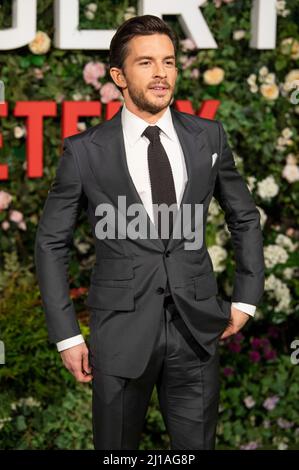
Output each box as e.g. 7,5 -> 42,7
180,38 -> 196,52
243,395 -> 256,409
191,69 -> 200,79
1,220 -> 10,230
99,82 -> 121,104
240,441 -> 259,450
83,61 -> 106,90
9,210 -> 24,223
0,191 -> 12,211
263,395 -> 279,411
182,56 -> 197,70
18,220 -> 27,231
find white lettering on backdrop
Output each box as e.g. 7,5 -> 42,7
0,0 -> 37,50
0,0 -> 278,51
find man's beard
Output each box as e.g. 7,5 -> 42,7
127,82 -> 174,115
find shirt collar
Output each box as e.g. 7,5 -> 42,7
121,102 -> 176,147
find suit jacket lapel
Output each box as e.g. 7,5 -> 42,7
167,107 -> 211,251
89,105 -> 212,252
90,107 -> 163,251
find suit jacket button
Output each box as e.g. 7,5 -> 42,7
156,287 -> 165,295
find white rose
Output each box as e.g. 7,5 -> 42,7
257,176 -> 279,200
208,245 -> 227,272
282,164 -> 299,183
260,83 -> 279,100
86,3 -> 98,13
233,30 -> 246,41
14,126 -> 26,139
203,67 -> 225,85
280,38 -> 299,60
264,245 -> 289,268
28,31 -> 51,55
284,70 -> 299,90
259,66 -> 269,77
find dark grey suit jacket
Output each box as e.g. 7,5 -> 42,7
34,106 -> 265,378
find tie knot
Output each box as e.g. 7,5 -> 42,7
143,125 -> 160,143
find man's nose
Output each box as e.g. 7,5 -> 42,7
153,63 -> 167,77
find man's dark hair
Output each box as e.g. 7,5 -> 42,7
109,15 -> 178,95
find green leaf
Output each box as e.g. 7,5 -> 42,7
19,58 -> 31,69
31,56 -> 46,67
16,415 -> 27,432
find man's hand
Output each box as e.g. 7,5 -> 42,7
60,342 -> 92,383
220,304 -> 250,340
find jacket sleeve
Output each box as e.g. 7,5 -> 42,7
213,121 -> 265,306
34,138 -> 86,343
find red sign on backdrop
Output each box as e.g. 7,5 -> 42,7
0,99 -> 220,181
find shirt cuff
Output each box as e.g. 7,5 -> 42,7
231,302 -> 256,316
56,334 -> 85,352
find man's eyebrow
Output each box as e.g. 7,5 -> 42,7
134,55 -> 176,62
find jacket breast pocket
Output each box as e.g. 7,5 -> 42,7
86,257 -> 135,311
193,271 -> 218,300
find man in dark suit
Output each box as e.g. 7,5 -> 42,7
35,15 -> 265,450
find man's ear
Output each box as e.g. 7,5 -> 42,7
110,67 -> 127,90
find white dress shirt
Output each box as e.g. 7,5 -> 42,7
56,103 -> 255,352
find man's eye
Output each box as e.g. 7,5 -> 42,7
140,60 -> 174,66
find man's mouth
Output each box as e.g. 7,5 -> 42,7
150,86 -> 168,90
149,86 -> 169,95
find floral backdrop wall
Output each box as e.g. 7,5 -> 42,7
0,0 -> 298,450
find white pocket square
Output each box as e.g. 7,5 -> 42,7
211,152 -> 218,167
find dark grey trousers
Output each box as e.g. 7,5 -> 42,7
91,301 -> 220,450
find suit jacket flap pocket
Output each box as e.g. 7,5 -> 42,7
85,285 -> 134,311
194,271 -> 218,300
